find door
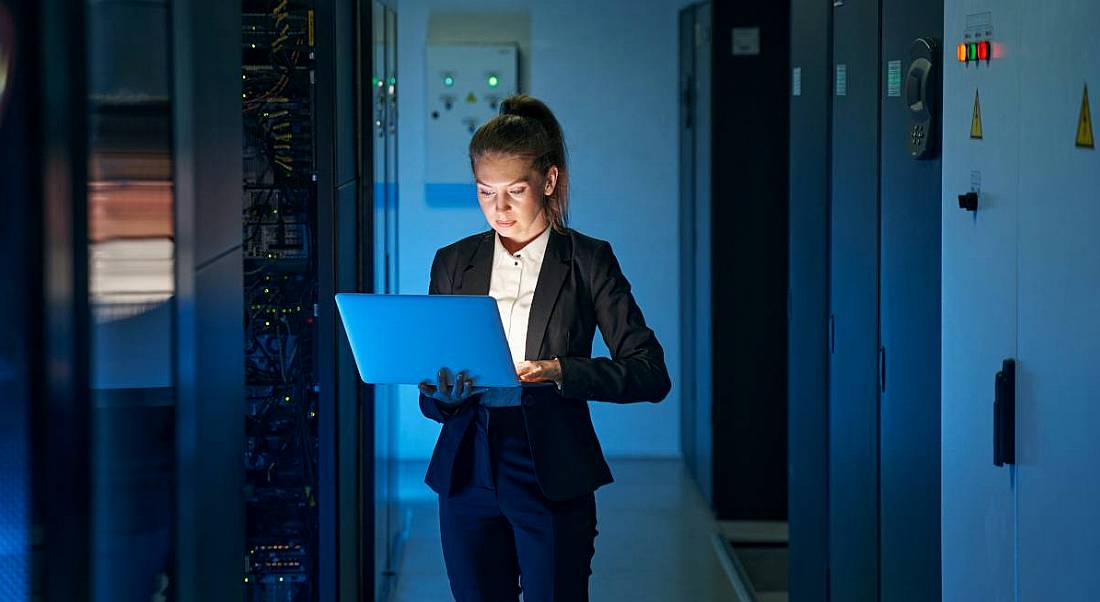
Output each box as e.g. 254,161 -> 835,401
940,2 -> 1019,600
877,1 -> 943,600
787,0 -> 830,597
370,2 -> 402,597
381,0 -> 400,587
370,0 -> 390,596
829,0 -> 881,598
678,1 -> 713,503
1014,0 -> 1100,597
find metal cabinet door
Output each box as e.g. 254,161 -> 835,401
678,1 -> 713,505
878,1 -> 944,600
787,0 -> 831,597
1015,1 -> 1100,598
940,2 -> 1020,600
829,0 -> 882,598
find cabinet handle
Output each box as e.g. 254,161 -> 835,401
829,314 -> 836,354
879,346 -> 886,393
993,359 -> 1016,467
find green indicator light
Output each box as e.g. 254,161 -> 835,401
371,76 -> 379,87
488,75 -> 500,88
443,75 -> 454,87
968,43 -> 977,61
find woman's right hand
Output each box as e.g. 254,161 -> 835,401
418,367 -> 486,407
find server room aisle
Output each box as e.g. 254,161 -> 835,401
393,459 -> 740,601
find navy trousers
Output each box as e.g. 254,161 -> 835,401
438,405 -> 598,602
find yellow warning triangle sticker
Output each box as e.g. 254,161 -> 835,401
970,89 -> 983,139
465,92 -> 478,103
1076,84 -> 1094,149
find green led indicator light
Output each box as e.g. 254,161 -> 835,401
388,77 -> 396,85
443,75 -> 454,87
488,75 -> 500,88
968,43 -> 977,61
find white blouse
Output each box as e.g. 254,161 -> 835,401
490,224 -> 551,366
479,225 -> 554,406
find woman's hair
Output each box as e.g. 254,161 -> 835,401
469,94 -> 569,233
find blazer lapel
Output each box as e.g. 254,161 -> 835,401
525,228 -> 572,360
455,231 -> 494,295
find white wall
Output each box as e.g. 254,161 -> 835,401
395,0 -> 690,460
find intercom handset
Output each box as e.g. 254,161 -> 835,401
905,37 -> 940,159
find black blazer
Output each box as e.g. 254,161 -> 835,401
418,226 -> 671,501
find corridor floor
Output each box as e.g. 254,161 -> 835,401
392,458 -> 740,601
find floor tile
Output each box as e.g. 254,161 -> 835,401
390,459 -> 739,601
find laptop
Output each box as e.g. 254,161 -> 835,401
335,293 -> 553,388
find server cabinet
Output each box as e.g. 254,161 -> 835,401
828,1 -> 945,598
367,2 -> 402,599
710,0 -> 790,521
242,0 -> 379,599
828,0 -> 881,598
680,0 -> 790,522
176,0 -> 245,598
1014,1 -> 1100,596
89,1 -> 184,600
678,0 -> 714,507
943,0 -> 1100,598
0,2 -> 39,595
4,1 -> 92,600
877,1 -> 942,600
787,0 -> 831,597
940,2 -> 1019,599
242,0 -> 321,597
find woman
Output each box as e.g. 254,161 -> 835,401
417,94 -> 671,602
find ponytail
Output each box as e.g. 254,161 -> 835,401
469,94 -> 570,233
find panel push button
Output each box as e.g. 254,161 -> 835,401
958,191 -> 979,212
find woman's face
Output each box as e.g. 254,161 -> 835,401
474,152 -> 557,243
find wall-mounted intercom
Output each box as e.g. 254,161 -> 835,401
905,37 -> 939,159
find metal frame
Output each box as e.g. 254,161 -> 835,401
172,0 -> 246,599
32,0 -> 92,599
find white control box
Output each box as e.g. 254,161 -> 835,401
426,44 -> 519,189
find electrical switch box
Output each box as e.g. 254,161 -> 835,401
426,44 -> 519,189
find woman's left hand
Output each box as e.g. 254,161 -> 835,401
516,359 -> 562,383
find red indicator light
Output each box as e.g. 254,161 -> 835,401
977,40 -> 990,61
957,43 -> 968,63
